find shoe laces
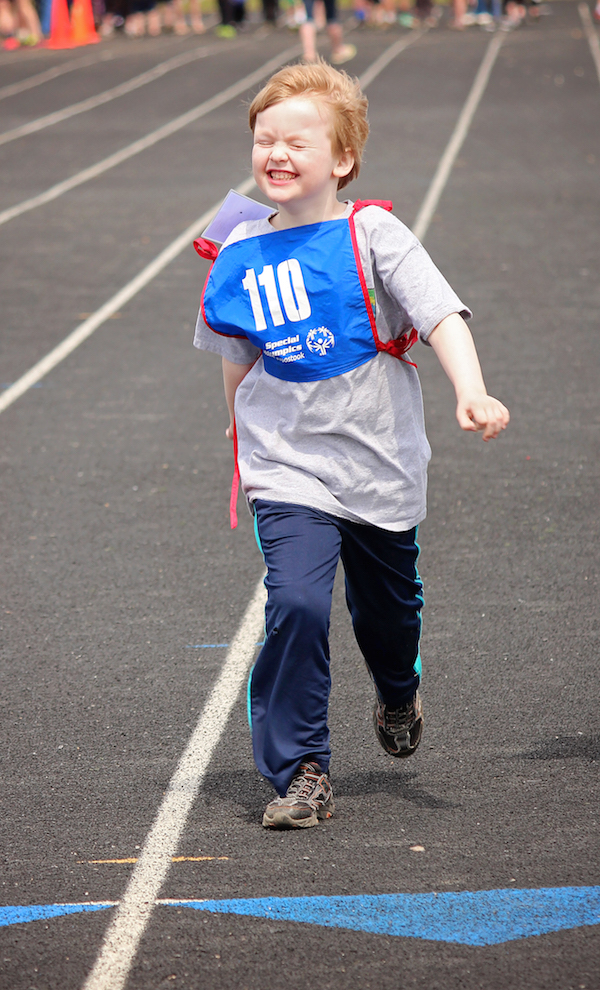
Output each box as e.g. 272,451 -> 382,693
383,701 -> 415,733
288,763 -> 324,800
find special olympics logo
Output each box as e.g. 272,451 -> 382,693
306,326 -> 335,357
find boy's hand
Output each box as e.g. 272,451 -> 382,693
456,393 -> 510,441
225,422 -> 234,441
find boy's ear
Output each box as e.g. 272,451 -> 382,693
333,149 -> 355,180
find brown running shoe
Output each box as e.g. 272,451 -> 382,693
373,691 -> 424,758
262,761 -> 334,829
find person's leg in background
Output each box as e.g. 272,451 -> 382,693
300,0 -> 356,63
216,0 -> 237,34
262,0 -> 279,23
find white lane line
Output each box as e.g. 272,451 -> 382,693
0,40 -> 244,147
412,31 -> 505,241
0,51 -> 119,102
357,27 -> 426,89
81,576 -> 267,990
0,174 -> 256,416
579,2 -> 600,85
0,43 -> 299,229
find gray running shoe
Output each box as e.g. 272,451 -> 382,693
262,761 -> 334,829
373,691 -> 423,758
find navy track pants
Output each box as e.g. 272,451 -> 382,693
250,500 -> 424,795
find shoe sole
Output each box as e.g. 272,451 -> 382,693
377,720 -> 423,757
262,800 -> 334,829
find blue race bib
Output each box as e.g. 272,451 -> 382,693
200,216 -> 378,383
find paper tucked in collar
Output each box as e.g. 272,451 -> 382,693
202,189 -> 273,244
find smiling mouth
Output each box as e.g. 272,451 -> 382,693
268,170 -> 298,181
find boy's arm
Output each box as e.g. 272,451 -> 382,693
428,312 -> 510,441
222,356 -> 255,440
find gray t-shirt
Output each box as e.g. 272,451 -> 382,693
194,202 -> 471,531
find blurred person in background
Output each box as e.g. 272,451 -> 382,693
450,0 -> 473,28
101,0 -> 205,36
162,0 -> 206,35
354,0 -> 397,27
124,0 -> 161,35
262,0 -> 279,23
216,0 -> 245,36
0,0 -> 42,46
473,0 -> 501,29
299,0 -> 356,63
162,0 -> 206,32
100,0 -> 130,36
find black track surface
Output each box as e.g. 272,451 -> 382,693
1,4 -> 598,987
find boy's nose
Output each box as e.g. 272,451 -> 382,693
269,142 -> 289,162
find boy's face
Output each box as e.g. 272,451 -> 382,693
252,97 -> 353,215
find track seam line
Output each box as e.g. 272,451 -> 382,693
0,40 -> 250,146
579,2 -> 600,84
0,43 -> 300,229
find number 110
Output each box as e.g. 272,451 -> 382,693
242,260 -> 311,331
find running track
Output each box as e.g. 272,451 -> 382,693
1,5 -> 599,987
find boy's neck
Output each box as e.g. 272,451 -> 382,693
270,196 -> 348,230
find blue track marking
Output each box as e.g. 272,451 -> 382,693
0,902 -> 115,927
3,888 -> 599,945
169,888 -> 600,946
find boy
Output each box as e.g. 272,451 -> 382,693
194,61 -> 509,830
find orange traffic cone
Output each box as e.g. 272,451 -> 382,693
71,0 -> 100,45
44,0 -> 75,48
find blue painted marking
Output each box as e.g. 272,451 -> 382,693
3,889 -> 599,945
169,887 -> 600,946
0,903 -> 114,927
